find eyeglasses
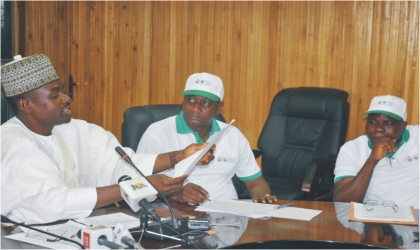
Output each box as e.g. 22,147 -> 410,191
26,226 -> 66,242
364,200 -> 398,212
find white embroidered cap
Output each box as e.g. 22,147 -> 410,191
365,95 -> 407,121
181,72 -> 224,101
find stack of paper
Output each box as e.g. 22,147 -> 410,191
349,202 -> 418,225
195,200 -> 322,221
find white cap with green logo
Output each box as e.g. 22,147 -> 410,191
365,95 -> 407,121
181,72 -> 224,102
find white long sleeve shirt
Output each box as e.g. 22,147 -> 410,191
1,117 -> 157,224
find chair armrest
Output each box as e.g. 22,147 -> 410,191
301,158 -> 336,200
252,149 -> 262,159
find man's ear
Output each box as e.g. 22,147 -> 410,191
218,101 -> 224,114
402,121 -> 408,131
17,99 -> 32,113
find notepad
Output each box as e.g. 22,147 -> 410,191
173,119 -> 235,177
349,201 -> 418,226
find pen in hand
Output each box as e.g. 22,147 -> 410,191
274,203 -> 292,210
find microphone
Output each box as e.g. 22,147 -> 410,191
115,147 -> 194,241
113,222 -> 143,249
115,147 -> 176,227
81,226 -> 125,249
118,176 -> 158,213
121,236 -> 142,249
118,175 -> 160,222
1,215 -> 85,249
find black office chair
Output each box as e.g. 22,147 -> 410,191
254,87 -> 349,201
1,87 -> 15,125
121,104 -> 249,199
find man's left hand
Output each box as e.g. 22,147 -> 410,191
252,194 -> 278,204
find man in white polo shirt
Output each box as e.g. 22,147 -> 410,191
137,72 -> 277,204
333,95 -> 419,208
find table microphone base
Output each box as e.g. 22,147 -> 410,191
142,217 -> 191,241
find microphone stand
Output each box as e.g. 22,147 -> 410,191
137,206 -> 148,244
115,147 -> 199,248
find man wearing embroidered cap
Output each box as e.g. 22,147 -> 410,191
1,55 -> 215,224
333,95 -> 419,208
137,72 -> 277,204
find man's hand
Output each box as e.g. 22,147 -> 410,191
183,143 -> 216,165
370,137 -> 397,161
148,174 -> 188,195
169,183 -> 210,204
252,194 -> 278,204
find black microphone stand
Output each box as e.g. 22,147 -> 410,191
115,147 -> 199,248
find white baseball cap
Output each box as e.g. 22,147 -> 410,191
365,95 -> 407,121
181,72 -> 224,101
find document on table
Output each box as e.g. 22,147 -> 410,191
3,212 -> 140,249
174,119 -> 235,177
349,202 -> 418,225
195,200 -> 322,221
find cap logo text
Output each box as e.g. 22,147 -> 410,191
195,79 -> 211,86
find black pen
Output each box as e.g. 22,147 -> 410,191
70,219 -> 92,227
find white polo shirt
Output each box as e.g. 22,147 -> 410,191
137,112 -> 262,200
334,125 -> 419,208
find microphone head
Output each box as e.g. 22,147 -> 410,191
118,175 -> 132,184
115,146 -> 126,157
119,177 -> 158,212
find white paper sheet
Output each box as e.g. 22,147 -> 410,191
174,119 -> 235,177
195,200 -> 322,221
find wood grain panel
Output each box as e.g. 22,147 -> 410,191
10,1 -> 419,153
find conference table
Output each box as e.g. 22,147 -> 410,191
2,200 -> 419,249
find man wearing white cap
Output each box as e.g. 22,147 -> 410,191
137,72 -> 277,204
1,54 -> 214,224
333,95 -> 419,208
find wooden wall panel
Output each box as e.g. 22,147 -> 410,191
11,1 -> 419,152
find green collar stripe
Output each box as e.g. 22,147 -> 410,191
175,111 -> 221,143
367,129 -> 410,158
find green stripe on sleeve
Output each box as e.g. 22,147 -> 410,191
238,171 -> 262,181
334,175 -> 355,184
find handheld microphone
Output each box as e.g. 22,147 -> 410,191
118,175 -> 160,222
113,222 -> 143,249
118,176 -> 158,213
115,147 -> 195,242
115,147 -> 178,228
1,215 -> 85,249
81,226 -> 125,249
121,236 -> 142,249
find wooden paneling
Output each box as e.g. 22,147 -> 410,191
11,1 -> 419,150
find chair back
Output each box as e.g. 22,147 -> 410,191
121,104 -> 226,152
1,87 -> 15,125
258,87 -> 349,199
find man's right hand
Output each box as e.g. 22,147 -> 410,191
370,137 -> 397,161
183,143 -> 216,165
169,183 -> 210,204
148,174 -> 188,195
